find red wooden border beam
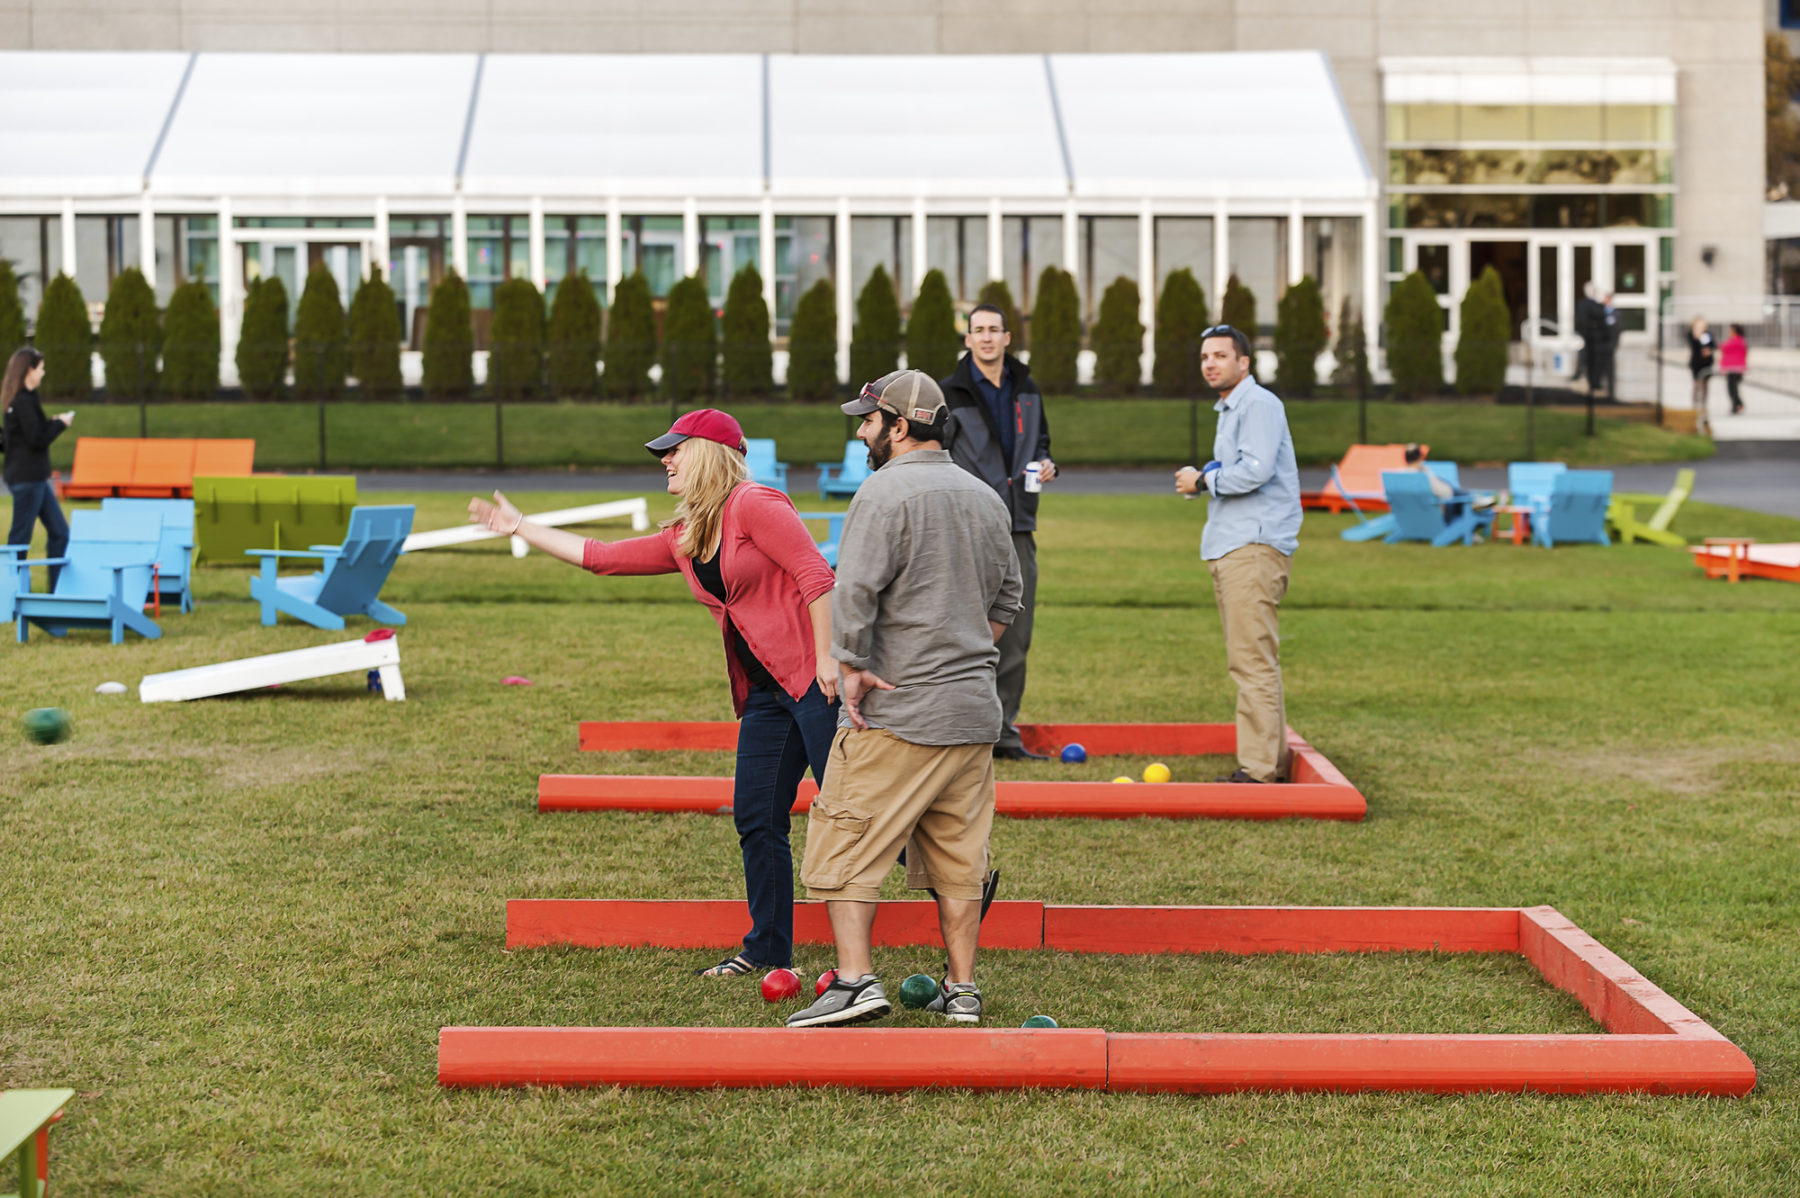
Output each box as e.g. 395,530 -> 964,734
438,1026 -> 1109,1090
537,774 -> 1364,821
1105,1032 -> 1757,1096
1044,906 -> 1520,955
506,899 -> 1047,951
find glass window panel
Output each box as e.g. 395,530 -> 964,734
1616,307 -> 1647,332
1530,150 -> 1608,186
152,216 -> 179,303
1653,194 -> 1674,228
1659,236 -> 1674,273
1460,150 -> 1530,186
1417,244 -> 1451,294
1613,244 -> 1646,294
1004,216 -> 1061,310
1605,195 -> 1656,228
1388,196 -> 1406,229
1462,104 -> 1530,141
1604,105 -> 1667,143
1537,244 -> 1559,331
1303,216 -> 1361,325
1080,216 -> 1137,323
1607,150 -> 1660,186
1405,104 -> 1457,142
850,216 -> 909,306
1394,149 -> 1459,185
181,217 -> 219,305
237,216 -> 305,229
926,216 -> 990,303
773,215 -> 833,335
1403,194 -> 1459,229
1155,217 -> 1213,310
1387,236 -> 1403,274
389,216 -> 447,237
701,215 -> 760,310
1226,218 -> 1284,330
1653,106 -> 1675,143
1532,105 -> 1602,142
1529,194 -> 1601,228
468,214 -> 507,309
629,216 -> 684,298
74,216 -> 110,298
1386,104 -> 1407,143
1574,246 -> 1593,299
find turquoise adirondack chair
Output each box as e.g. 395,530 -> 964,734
745,439 -> 790,492
817,440 -> 870,498
796,511 -> 845,568
1507,461 -> 1567,522
14,510 -> 163,643
1339,461 -> 1461,542
1538,470 -> 1612,548
102,497 -> 196,613
1381,471 -> 1494,547
248,505 -> 414,629
0,545 -> 21,622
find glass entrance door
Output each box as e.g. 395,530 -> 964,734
389,239 -> 442,348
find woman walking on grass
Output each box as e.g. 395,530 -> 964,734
468,408 -> 837,979
3,347 -> 75,588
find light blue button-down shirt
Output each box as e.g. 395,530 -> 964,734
1200,376 -> 1302,561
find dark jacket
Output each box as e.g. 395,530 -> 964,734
941,352 -> 1052,534
1687,331 -> 1716,378
2,388 -> 66,485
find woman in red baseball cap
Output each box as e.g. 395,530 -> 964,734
469,409 -> 838,978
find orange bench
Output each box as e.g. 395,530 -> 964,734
1300,443 -> 1425,513
59,437 -> 255,499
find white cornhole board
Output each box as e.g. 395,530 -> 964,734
402,498 -> 650,558
140,636 -> 404,702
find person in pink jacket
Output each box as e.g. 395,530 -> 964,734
469,409 -> 837,979
1720,323 -> 1748,416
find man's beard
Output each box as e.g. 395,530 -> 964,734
866,433 -> 894,471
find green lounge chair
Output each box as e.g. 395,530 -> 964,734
1607,467 -> 1694,547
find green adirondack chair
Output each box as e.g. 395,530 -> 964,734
1607,467 -> 1694,547
2,1089 -> 73,1198
192,475 -> 358,564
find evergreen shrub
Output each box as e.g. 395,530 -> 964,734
1455,266 -> 1511,395
786,279 -> 838,401
1384,270 -> 1445,399
661,274 -> 716,402
422,270 -> 474,399
1220,274 -> 1257,350
905,269 -> 960,381
720,266 -> 772,398
293,265 -> 347,400
1028,266 -> 1081,394
850,264 -> 900,386
1273,274 -> 1328,397
604,273 -> 656,400
236,276 -> 289,400
99,267 -> 160,399
0,260 -> 25,354
1090,275 -> 1144,394
489,276 -> 546,401
1152,267 -> 1208,395
160,277 -> 219,399
546,271 -> 602,399
348,267 -> 403,400
35,274 -> 92,401
1330,296 -> 1371,396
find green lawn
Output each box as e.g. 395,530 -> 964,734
4,489 -> 1797,1194
53,396 -> 1711,472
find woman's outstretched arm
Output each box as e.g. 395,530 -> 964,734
468,491 -> 590,565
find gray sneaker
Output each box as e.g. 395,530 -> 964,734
785,973 -> 891,1028
925,980 -> 982,1024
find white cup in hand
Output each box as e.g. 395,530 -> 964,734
58,411 -> 75,425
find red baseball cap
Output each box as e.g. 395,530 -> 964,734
644,408 -> 747,458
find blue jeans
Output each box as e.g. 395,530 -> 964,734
7,481 -> 69,590
734,681 -> 838,968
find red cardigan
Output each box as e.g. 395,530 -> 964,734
582,483 -> 835,715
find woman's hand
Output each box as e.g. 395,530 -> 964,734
815,655 -> 840,704
56,411 -> 74,425
468,490 -> 521,534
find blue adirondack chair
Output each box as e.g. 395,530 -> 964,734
14,510 -> 163,643
796,511 -> 845,569
817,440 -> 871,499
1339,462 -> 1462,542
1381,471 -> 1494,547
745,439 -> 789,492
1507,461 -> 1567,523
1537,470 -> 1613,548
248,505 -> 414,629
102,497 -> 195,614
0,544 -> 23,623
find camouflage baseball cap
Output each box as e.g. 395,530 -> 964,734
840,369 -> 947,428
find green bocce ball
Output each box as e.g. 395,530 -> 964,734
23,707 -> 71,745
1021,1015 -> 1059,1028
898,973 -> 939,1009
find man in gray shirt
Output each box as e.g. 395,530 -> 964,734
788,369 -> 1022,1029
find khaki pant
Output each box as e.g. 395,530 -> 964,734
800,728 -> 995,903
1207,543 -> 1291,782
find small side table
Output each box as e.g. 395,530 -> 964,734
1702,537 -> 1755,583
1493,505 -> 1534,546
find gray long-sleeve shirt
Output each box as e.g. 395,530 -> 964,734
831,447 -> 1023,745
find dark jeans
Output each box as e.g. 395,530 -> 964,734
734,680 -> 838,967
7,480 -> 69,590
994,530 -> 1037,751
1726,372 -> 1743,413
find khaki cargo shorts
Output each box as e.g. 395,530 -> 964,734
799,727 -> 995,903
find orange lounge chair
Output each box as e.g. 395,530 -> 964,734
59,438 -> 142,499
192,438 -> 256,482
1300,444 -> 1424,513
121,438 -> 198,497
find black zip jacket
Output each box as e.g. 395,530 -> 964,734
2,388 -> 66,485
941,352 -> 1052,534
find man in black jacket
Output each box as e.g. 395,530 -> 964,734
941,303 -> 1056,760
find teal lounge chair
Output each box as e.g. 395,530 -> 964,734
1538,470 -> 1612,548
1381,471 -> 1493,547
1340,461 -> 1462,542
817,440 -> 871,499
745,439 -> 790,492
1506,461 -> 1567,522
13,510 -> 163,643
102,497 -> 195,613
248,505 -> 414,629
797,511 -> 845,568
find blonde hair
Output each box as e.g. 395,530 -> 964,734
661,437 -> 750,559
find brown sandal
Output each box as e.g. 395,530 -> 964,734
697,954 -> 759,977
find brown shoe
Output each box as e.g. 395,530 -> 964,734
1215,768 -> 1266,784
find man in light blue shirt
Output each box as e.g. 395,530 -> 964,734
1175,325 -> 1301,783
